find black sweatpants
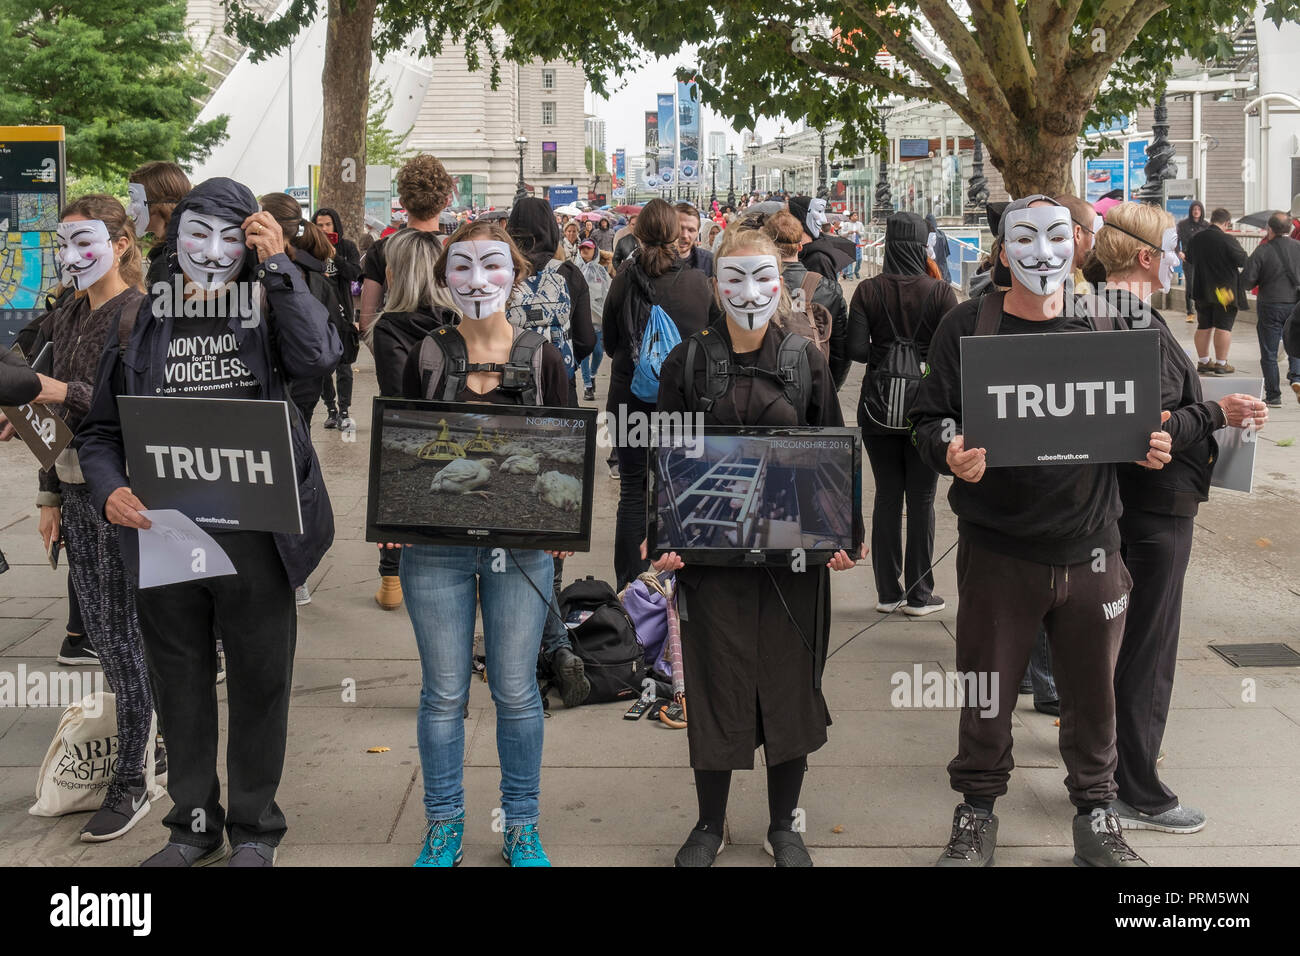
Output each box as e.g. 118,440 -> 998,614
1115,509 -> 1192,815
320,359 -> 354,414
611,394 -> 654,590
862,434 -> 938,605
134,531 -> 296,848
948,538 -> 1132,807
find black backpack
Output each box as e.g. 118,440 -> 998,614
415,325 -> 547,404
682,326 -> 813,421
558,577 -> 647,704
861,281 -> 934,431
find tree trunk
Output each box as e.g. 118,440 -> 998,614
319,0 -> 379,240
981,118 -> 1080,199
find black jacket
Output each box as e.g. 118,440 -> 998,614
75,178 -> 342,590
1186,226 -> 1247,313
372,306 -> 457,396
1241,236 -> 1300,308
780,260 -> 851,388
0,348 -> 39,406
613,232 -> 639,270
1104,289 -> 1225,517
287,248 -> 346,410
909,297 -> 1123,565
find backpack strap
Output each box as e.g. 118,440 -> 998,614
504,328 -> 547,406
414,326 -> 463,401
776,333 -> 814,423
798,270 -> 821,314
974,289 -> 1006,336
684,328 -> 731,415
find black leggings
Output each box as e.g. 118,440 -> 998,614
862,434 -> 938,605
694,757 -> 806,834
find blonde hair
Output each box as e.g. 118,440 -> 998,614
383,228 -> 445,313
713,226 -> 796,327
1094,202 -> 1173,277
59,194 -> 144,291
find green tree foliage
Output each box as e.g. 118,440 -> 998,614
366,78 -> 413,168
585,147 -> 608,175
0,0 -> 227,179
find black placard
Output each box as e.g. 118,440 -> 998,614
960,329 -> 1161,467
118,396 -> 302,533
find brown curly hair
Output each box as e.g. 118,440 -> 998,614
397,154 -> 455,220
762,210 -> 805,259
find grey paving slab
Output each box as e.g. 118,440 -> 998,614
0,597 -> 57,618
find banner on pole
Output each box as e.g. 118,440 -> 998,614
644,112 -> 659,187
677,81 -> 700,184
657,93 -> 677,190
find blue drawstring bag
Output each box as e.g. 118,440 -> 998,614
631,305 -> 681,403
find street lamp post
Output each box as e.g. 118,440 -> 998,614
727,148 -> 737,206
818,130 -> 829,198
514,133 -> 528,202
709,156 -> 719,206
964,136 -> 989,225
872,105 -> 894,223
775,126 -> 789,195
746,140 -> 758,196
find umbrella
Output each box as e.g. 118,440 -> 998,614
478,208 -> 509,221
614,204 -> 644,215
577,211 -> 610,222
810,234 -> 858,273
1236,210 -> 1283,230
554,204 -> 582,216
439,210 -> 458,226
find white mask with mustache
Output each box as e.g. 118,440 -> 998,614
1003,205 -> 1074,295
126,183 -> 149,239
176,209 -> 246,290
446,240 -> 514,319
717,254 -> 782,331
56,219 -> 115,290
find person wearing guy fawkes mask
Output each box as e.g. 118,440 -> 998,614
75,177 -> 341,868
651,226 -> 864,868
789,195 -> 856,283
910,195 -> 1174,868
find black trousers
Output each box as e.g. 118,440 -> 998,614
611,394 -> 653,590
862,434 -> 938,605
134,531 -> 296,848
1115,509 -> 1192,815
1183,262 -> 1196,313
320,359 -> 354,413
948,539 -> 1131,806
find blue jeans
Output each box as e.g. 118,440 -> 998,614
580,329 -> 605,388
400,545 -> 553,827
842,245 -> 862,279
1256,301 -> 1300,402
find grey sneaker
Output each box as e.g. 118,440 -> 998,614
1112,798 -> 1206,834
935,803 -> 997,866
674,826 -> 724,867
764,829 -> 813,867
552,646 -> 590,709
228,841 -> 277,867
80,781 -> 150,842
1072,807 -> 1148,866
140,840 -> 226,867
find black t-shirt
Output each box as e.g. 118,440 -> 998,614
163,316 -> 260,398
361,235 -> 390,286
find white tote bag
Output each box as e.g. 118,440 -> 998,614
29,692 -> 162,817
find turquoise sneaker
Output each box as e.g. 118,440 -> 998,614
413,817 -> 464,867
502,823 -> 551,867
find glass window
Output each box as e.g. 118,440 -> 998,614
542,69 -> 556,90
541,101 -> 555,126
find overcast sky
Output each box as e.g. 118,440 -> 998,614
586,50 -> 789,161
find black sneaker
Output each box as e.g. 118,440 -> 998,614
80,781 -> 150,842
1034,698 -> 1060,716
140,840 -> 226,867
674,826 -> 724,867
904,594 -> 946,617
153,742 -> 168,788
57,632 -> 98,666
323,410 -> 340,429
935,803 -> 998,866
552,646 -> 590,709
1072,807 -> 1148,866
608,462 -> 620,480
228,842 -> 277,867
764,829 -> 813,867
583,386 -> 596,401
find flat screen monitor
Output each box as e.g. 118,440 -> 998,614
647,426 -> 862,567
367,398 -> 597,550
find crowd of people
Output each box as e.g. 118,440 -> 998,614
1,146 -> 1291,869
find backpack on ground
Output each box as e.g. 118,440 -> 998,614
861,281 -> 932,431
779,270 -> 832,360
682,326 -> 813,422
631,304 -> 682,402
414,325 -> 547,404
507,260 -> 575,376
559,576 -> 648,704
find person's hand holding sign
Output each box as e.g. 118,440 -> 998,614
641,539 -> 684,572
1216,393 -> 1268,429
242,211 -> 286,262
946,435 -> 986,483
106,486 -> 152,530
1136,413 -> 1173,470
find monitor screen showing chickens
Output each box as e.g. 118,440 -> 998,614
650,428 -> 859,564
367,399 -> 596,549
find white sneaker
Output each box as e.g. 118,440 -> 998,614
338,415 -> 355,430
295,585 -> 312,606
875,599 -> 905,613
904,595 -> 947,617
1111,798 -> 1206,834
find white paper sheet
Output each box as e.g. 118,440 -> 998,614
138,509 -> 238,589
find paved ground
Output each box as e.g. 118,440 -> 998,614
1,279 -> 1297,867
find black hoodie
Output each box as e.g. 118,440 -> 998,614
506,198 -> 595,369
312,206 -> 362,308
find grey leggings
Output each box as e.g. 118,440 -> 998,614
60,485 -> 153,790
